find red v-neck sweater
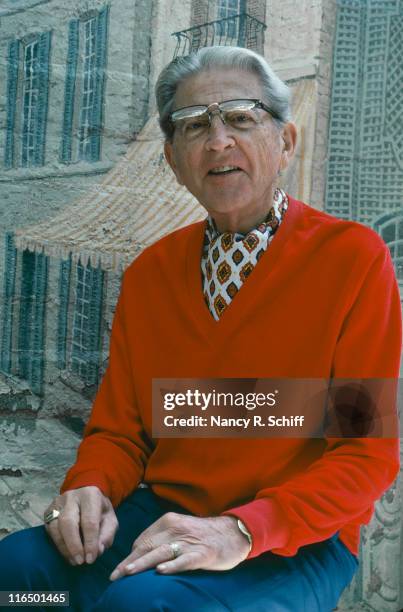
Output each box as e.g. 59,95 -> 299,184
61,197 -> 402,558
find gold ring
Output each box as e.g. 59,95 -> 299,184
44,508 -> 61,524
169,542 -> 181,559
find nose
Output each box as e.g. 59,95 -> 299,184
205,115 -> 235,152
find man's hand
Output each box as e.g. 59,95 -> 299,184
110,513 -> 250,580
44,486 -> 118,566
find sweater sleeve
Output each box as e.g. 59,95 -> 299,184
60,273 -> 152,507
223,243 -> 402,558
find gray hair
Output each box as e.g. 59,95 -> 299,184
155,46 -> 292,142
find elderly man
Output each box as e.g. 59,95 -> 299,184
0,46 -> 401,612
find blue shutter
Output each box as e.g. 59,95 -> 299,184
90,6 -> 109,161
29,252 -> 48,394
35,31 -> 51,166
18,251 -> 48,395
0,233 -> 17,373
4,40 -> 20,169
61,20 -> 79,163
18,251 -> 35,380
86,266 -> 104,386
57,257 -> 72,369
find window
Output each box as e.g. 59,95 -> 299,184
69,262 -> 104,386
217,0 -> 243,40
78,17 -> 97,160
4,32 -> 51,169
71,263 -> 92,378
22,40 -> 40,166
217,0 -> 241,19
61,7 -> 109,164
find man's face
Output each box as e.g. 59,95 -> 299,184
164,68 -> 296,231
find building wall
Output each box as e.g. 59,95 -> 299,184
322,4 -> 403,609
0,0 -> 153,307
190,0 -> 210,25
265,0 -> 322,80
310,0 -> 337,211
147,0 -> 192,116
264,0 -> 323,208
325,0 -> 403,225
0,0 -> 194,418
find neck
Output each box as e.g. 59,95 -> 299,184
210,190 -> 276,234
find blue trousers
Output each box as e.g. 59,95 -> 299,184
0,487 -> 358,611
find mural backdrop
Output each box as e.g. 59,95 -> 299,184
0,1 -> 402,610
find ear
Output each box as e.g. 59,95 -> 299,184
164,141 -> 184,185
279,122 -> 297,172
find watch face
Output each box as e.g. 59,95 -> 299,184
237,519 -> 252,548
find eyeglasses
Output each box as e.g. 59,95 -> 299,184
169,99 -> 279,140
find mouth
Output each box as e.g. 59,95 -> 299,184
208,165 -> 243,176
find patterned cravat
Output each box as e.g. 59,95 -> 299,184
201,188 -> 288,321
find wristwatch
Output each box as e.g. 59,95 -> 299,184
237,519 -> 253,554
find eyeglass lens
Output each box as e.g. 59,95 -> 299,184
171,99 -> 264,139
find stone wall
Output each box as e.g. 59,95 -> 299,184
147,0 -> 192,116
310,0 -> 336,211
190,0 -> 210,25
0,0 -> 153,306
265,0 -> 321,80
247,0 -> 266,21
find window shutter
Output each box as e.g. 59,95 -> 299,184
61,20 -> 79,163
0,233 -> 17,373
35,31 -> 51,166
86,266 -> 104,386
18,251 -> 48,395
90,6 -> 109,161
18,251 -> 35,380
57,257 -> 72,369
4,40 -> 20,169
29,252 -> 48,395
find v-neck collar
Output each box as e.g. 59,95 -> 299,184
185,196 -> 304,341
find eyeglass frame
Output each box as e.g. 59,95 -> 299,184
168,98 -> 282,135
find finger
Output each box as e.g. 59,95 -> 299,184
130,514 -> 184,556
130,532 -> 161,559
80,492 -> 103,564
98,510 -> 119,552
43,498 -> 74,564
130,512 -> 182,550
130,521 -> 164,551
57,501 -> 85,565
110,543 -> 180,581
45,521 -> 79,566
156,551 -> 204,574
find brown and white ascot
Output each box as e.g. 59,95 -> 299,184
201,188 -> 288,320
